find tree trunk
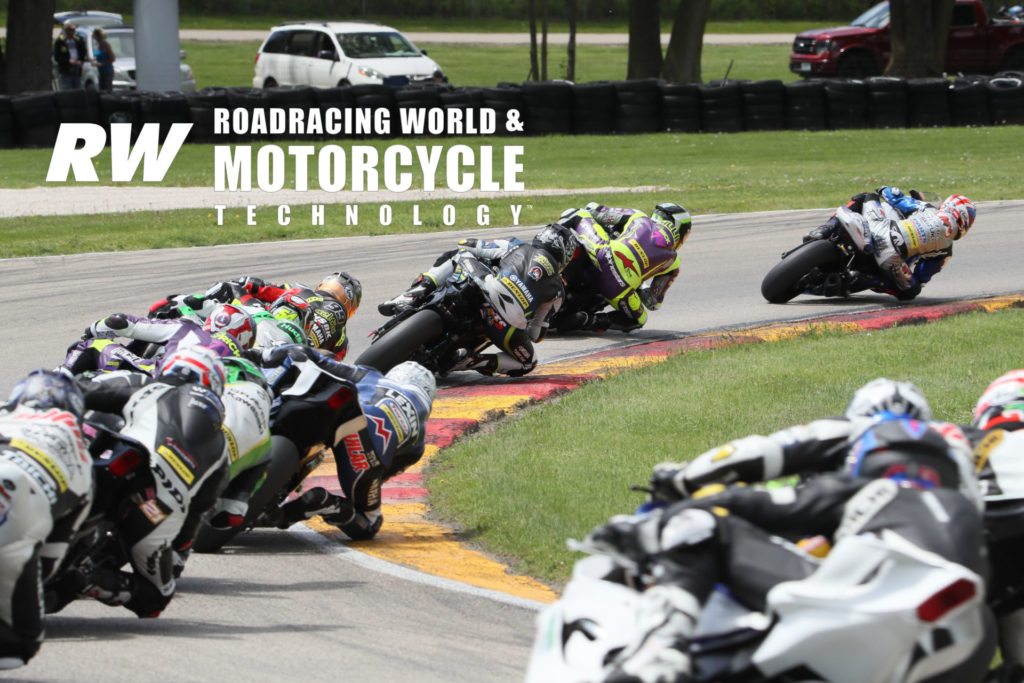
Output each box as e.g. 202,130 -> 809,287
662,0 -> 712,83
541,0 -> 549,81
4,0 -> 58,94
628,0 -> 662,79
887,0 -> 955,77
566,0 -> 577,81
528,0 -> 539,80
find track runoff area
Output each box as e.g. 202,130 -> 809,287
298,293 -> 1024,605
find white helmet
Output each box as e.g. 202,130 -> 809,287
846,378 -> 931,421
386,361 -> 437,406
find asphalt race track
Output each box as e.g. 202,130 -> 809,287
1,201 -> 1022,681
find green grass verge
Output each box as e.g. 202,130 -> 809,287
11,127 -> 1024,198
3,127 -> 1020,257
184,40 -> 794,90
427,307 -> 1024,585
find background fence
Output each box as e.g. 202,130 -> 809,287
3,74 -> 1023,149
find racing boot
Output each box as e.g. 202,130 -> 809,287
377,276 -> 437,316
274,487 -> 350,529
803,216 -> 838,243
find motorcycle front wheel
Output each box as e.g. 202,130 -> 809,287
354,309 -> 445,373
760,240 -> 841,304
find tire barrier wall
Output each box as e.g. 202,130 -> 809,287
3,74 -> 1024,149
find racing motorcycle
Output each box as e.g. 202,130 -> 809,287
355,253 -> 507,376
548,252 -> 609,332
526,533 -> 992,683
191,347 -> 366,552
760,204 -> 921,304
43,417 -> 148,614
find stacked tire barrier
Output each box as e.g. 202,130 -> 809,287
3,74 -> 1024,148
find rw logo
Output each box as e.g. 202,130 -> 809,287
45,122 -> 192,182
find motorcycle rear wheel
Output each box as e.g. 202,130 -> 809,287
354,309 -> 445,373
761,240 -> 840,304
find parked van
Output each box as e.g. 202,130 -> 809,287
252,21 -> 446,88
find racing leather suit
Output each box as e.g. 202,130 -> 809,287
65,313 -> 242,374
833,189 -> 953,294
413,238 -> 564,376
0,404 -> 91,667
70,372 -> 227,617
150,279 -> 352,360
595,419 -> 994,683
561,205 -> 680,329
266,350 -> 432,540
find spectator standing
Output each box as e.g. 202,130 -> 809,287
92,28 -> 116,91
53,22 -> 87,90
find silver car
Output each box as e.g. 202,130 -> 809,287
53,11 -> 196,93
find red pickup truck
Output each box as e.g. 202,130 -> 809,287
790,0 -> 1024,78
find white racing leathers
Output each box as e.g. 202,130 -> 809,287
856,198 -> 955,291
114,381 -> 227,615
0,406 -> 91,667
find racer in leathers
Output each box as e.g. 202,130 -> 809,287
59,346 -> 228,618
589,417 -> 993,683
148,271 -> 361,360
377,224 -> 577,377
271,359 -> 436,540
650,378 -> 978,508
555,201 -> 691,332
0,371 -> 92,669
64,306 -> 253,376
805,187 -> 976,299
967,369 -> 1024,668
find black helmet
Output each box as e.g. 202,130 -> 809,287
316,271 -> 362,317
651,202 -> 692,248
4,370 -> 84,420
843,418 -> 980,509
532,223 -> 578,273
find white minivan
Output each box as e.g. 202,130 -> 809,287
252,21 -> 446,88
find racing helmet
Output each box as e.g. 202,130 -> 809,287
221,355 -> 269,392
845,378 -> 932,421
159,345 -> 227,396
316,271 -> 362,318
386,360 -> 437,405
843,420 -> 967,494
270,288 -> 315,332
203,303 -> 255,349
651,202 -> 692,248
532,223 -> 578,273
972,370 -> 1024,431
255,318 -> 306,348
938,194 -> 976,240
3,370 -> 84,420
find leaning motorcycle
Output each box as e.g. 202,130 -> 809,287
760,206 -> 921,304
190,348 -> 366,552
355,253 -> 512,376
43,418 -> 160,613
526,532 -> 993,683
